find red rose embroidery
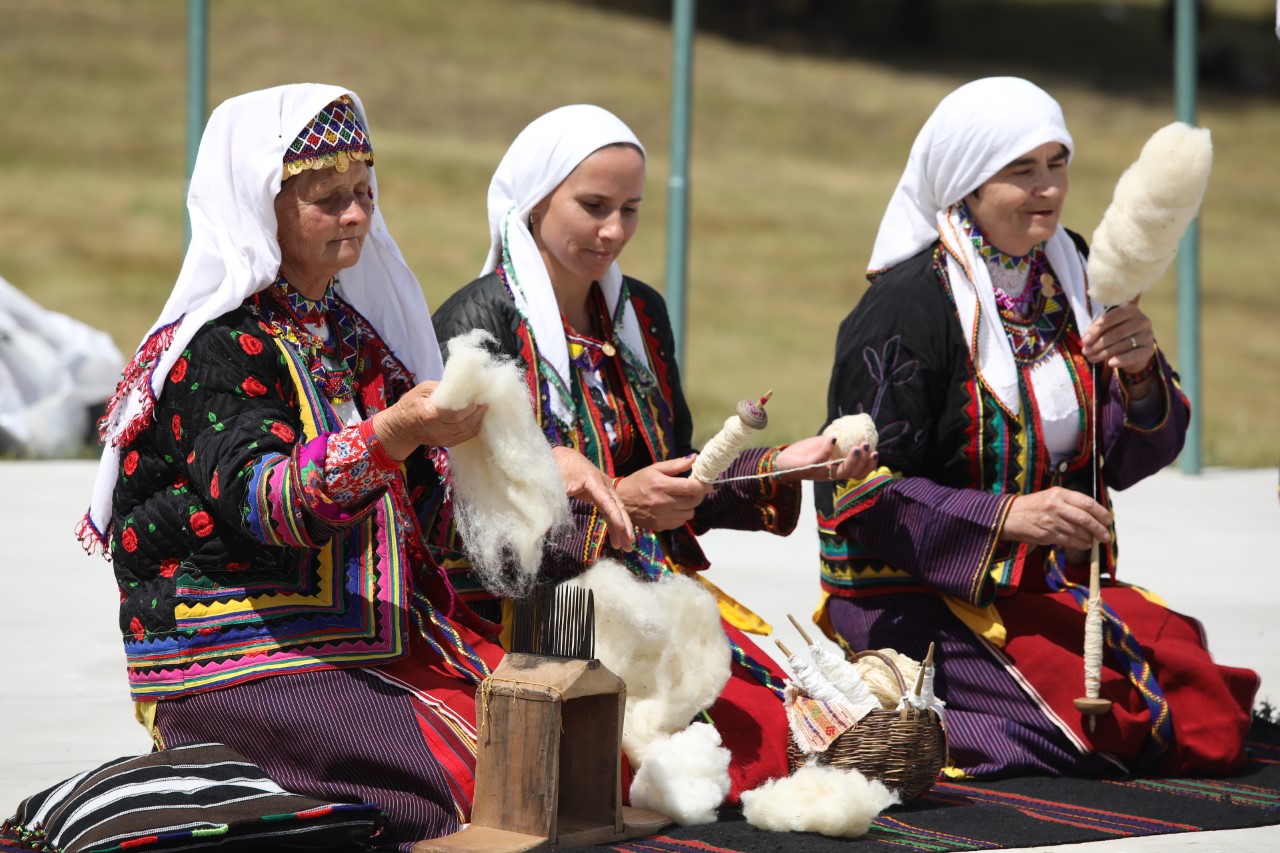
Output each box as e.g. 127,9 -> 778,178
241,377 -> 267,397
169,357 -> 188,383
129,617 -> 145,642
187,451 -> 196,464
160,558 -> 180,578
190,510 -> 215,538
226,561 -> 249,571
269,422 -> 295,443
239,334 -> 264,355
122,451 -> 139,476
171,414 -> 182,441
210,471 -> 220,499
120,526 -> 138,552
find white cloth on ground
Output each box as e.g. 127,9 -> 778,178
0,274 -> 123,457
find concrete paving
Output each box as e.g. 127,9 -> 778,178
1,461 -> 1276,851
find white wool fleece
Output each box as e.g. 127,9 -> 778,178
431,330 -> 570,598
566,560 -> 731,760
1088,122 -> 1212,307
741,764 -> 899,837
629,723 -> 731,825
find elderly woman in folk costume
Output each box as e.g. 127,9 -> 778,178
430,104 -> 877,800
815,77 -> 1256,777
78,85 -> 627,850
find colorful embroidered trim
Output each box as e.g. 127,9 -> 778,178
283,95 -> 374,179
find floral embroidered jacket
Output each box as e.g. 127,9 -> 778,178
111,297 -> 495,701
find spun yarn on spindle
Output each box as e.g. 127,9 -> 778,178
690,394 -> 770,484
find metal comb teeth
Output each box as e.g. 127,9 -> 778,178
510,585 -> 595,660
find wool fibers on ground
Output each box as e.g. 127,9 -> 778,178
566,560 -> 731,760
628,723 -> 731,826
741,764 -> 898,837
1088,122 -> 1212,307
431,330 -> 569,599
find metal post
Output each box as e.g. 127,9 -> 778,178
664,0 -> 695,368
185,0 -> 208,247
1174,0 -> 1201,473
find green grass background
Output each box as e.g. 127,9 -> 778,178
2,0 -> 1276,465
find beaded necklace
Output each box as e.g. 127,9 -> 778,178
563,285 -> 619,372
956,203 -> 1069,365
563,283 -> 634,466
255,275 -> 363,404
958,202 -> 1046,320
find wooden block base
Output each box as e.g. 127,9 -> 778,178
415,807 -> 672,853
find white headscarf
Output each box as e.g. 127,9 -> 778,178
867,77 -> 1099,416
481,104 -> 650,427
82,83 -> 443,551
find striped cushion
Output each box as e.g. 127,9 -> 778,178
0,743 -> 380,852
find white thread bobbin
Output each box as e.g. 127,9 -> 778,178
691,391 -> 772,484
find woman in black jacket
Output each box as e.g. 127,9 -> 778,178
432,104 -> 876,801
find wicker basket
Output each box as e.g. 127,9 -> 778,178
785,650 -> 948,802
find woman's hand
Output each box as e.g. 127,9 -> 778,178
551,446 -> 635,551
371,380 -> 487,461
614,456 -> 713,531
1081,302 -> 1157,398
775,435 -> 880,482
1001,487 -> 1111,551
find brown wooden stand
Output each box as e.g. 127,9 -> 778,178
415,653 -> 672,852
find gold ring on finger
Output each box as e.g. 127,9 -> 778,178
1129,335 -> 1138,351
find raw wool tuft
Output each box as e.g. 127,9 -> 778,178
566,560 -> 731,760
1088,122 -> 1212,307
741,763 -> 898,836
628,723 -> 731,825
431,330 -> 570,598
823,413 -> 879,457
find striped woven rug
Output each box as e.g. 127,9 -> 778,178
564,719 -> 1280,852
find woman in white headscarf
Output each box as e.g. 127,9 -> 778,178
815,77 -> 1255,777
432,104 -> 877,801
77,85 -> 624,850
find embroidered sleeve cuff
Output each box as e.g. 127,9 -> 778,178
1116,345 -> 1173,434
313,423 -> 399,516
827,467 -> 898,523
359,419 -> 402,473
754,446 -> 801,534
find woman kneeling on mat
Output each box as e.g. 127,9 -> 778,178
814,77 -> 1256,777
76,84 -> 626,850
431,104 -> 878,800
